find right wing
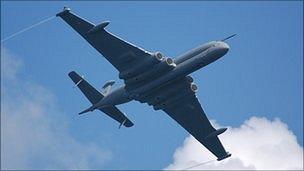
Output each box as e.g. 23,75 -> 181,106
57,8 -> 150,72
136,76 -> 231,161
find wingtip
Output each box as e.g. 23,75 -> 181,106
68,71 -> 76,77
56,7 -> 71,17
217,152 -> 232,161
125,123 -> 134,128
124,120 -> 134,127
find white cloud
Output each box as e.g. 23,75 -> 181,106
165,117 -> 303,170
1,47 -> 112,169
1,47 -> 23,81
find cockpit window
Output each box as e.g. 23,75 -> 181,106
212,42 -> 220,47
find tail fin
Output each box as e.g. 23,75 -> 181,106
68,71 -> 103,104
101,80 -> 115,95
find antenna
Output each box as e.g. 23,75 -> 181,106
221,34 -> 237,42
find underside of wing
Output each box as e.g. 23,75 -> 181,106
163,97 -> 231,161
57,8 -> 176,90
57,9 -> 150,71
136,76 -> 231,161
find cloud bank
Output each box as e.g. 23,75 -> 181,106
1,47 -> 111,169
165,117 -> 303,170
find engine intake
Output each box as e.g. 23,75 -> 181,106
165,57 -> 176,67
190,83 -> 198,92
154,52 -> 164,61
186,76 -> 194,83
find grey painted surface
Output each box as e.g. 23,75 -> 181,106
58,7 -> 231,161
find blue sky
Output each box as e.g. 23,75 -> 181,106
1,1 -> 303,170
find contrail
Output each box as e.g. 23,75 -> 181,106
181,159 -> 216,170
1,15 -> 56,43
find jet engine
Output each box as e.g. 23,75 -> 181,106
124,57 -> 176,86
154,51 -> 164,61
119,52 -> 164,79
186,76 -> 194,83
190,83 -> 198,92
165,57 -> 176,67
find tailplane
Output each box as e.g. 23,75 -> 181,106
68,71 -> 103,104
68,71 -> 134,128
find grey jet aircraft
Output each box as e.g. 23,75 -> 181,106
57,7 -> 233,161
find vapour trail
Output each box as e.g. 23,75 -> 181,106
1,15 -> 56,43
181,159 -> 216,170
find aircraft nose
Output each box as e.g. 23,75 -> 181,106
210,41 -> 229,59
220,42 -> 229,53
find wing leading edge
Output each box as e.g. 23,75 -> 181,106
163,97 -> 231,161
56,8 -> 153,73
57,8 -> 176,90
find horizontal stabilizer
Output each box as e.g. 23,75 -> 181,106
79,105 -> 95,115
68,71 -> 103,104
68,71 -> 134,128
99,107 -> 134,128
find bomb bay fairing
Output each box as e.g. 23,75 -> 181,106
57,7 -> 233,161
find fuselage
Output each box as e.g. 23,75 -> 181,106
95,41 -> 229,109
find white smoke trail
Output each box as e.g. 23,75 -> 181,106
1,15 -> 55,43
182,159 -> 216,170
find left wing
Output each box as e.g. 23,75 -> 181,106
136,76 -> 231,161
